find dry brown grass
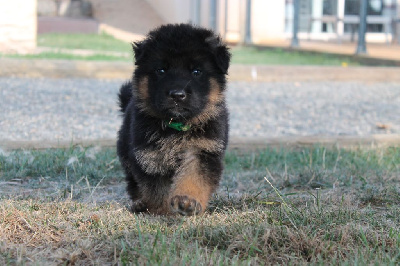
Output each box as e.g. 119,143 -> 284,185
1,147 -> 400,265
1,187 -> 399,265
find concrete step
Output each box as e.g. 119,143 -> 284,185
88,0 -> 165,35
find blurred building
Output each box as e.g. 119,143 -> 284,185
157,0 -> 400,44
284,0 -> 400,43
147,0 -> 287,44
89,0 -> 399,44
0,0 -> 37,53
1,0 -> 399,54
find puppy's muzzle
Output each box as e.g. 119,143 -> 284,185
169,89 -> 186,101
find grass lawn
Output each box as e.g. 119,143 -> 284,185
1,33 -> 363,66
5,52 -> 131,61
1,146 -> 399,264
231,46 -> 359,66
37,33 -> 131,52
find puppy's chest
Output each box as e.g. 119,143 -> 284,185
134,133 -> 224,175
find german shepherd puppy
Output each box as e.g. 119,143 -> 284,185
117,24 -> 230,215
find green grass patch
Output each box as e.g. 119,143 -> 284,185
1,33 -> 368,65
37,33 -> 131,52
231,46 -> 360,66
1,146 -> 399,264
5,52 -> 130,61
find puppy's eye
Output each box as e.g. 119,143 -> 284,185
156,68 -> 166,76
192,69 -> 202,77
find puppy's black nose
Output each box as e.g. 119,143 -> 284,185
169,90 -> 186,101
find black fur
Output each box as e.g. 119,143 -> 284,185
117,24 -> 230,215
118,82 -> 132,113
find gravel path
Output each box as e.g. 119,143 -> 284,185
0,77 -> 399,142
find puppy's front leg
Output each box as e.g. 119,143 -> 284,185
170,151 -> 213,216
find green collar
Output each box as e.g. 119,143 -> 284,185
166,120 -> 191,131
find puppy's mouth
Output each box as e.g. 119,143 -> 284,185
156,98 -> 195,120
167,104 -> 191,118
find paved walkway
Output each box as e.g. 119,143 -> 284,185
1,76 -> 399,150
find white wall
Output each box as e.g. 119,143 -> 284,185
223,0 -> 286,44
0,0 -> 37,53
251,0 -> 286,44
224,0 -> 242,42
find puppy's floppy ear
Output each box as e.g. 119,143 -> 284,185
132,41 -> 146,65
206,36 -> 231,74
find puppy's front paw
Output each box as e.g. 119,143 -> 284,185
170,195 -> 202,216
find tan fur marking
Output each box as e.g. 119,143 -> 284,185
189,78 -> 225,125
135,136 -> 224,175
170,150 -> 213,214
155,135 -> 224,153
134,149 -> 178,175
208,78 -> 224,104
137,76 -> 149,101
134,77 -> 159,116
191,138 -> 224,153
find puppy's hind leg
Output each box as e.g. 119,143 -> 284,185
126,173 -> 147,213
139,177 -> 173,215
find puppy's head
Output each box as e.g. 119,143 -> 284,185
132,24 -> 230,124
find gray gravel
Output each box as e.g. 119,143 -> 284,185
0,77 -> 399,142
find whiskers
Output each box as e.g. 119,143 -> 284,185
182,80 -> 191,91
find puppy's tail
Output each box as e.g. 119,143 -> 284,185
118,82 -> 133,113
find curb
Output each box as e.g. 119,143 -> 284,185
0,58 -> 133,79
1,135 -> 400,151
256,45 -> 400,67
1,58 -> 400,82
228,64 -> 400,82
